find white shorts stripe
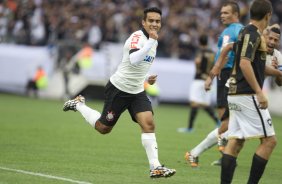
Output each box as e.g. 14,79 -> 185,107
227,95 -> 275,139
251,95 -> 267,137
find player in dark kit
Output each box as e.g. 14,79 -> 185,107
221,0 -> 282,183
178,34 -> 220,133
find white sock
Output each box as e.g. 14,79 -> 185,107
141,133 -> 161,170
76,103 -> 101,127
190,128 -> 218,157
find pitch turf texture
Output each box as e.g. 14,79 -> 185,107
0,93 -> 282,184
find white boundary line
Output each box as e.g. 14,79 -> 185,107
0,166 -> 92,184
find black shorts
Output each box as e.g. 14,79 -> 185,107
217,68 -> 231,108
98,81 -> 153,127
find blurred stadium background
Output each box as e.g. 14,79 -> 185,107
0,0 -> 282,115
1,1 -> 282,183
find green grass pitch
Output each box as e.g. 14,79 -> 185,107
0,93 -> 282,184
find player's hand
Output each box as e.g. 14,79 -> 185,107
149,30 -> 158,40
148,75 -> 158,85
204,76 -> 213,91
271,56 -> 278,69
256,92 -> 268,109
209,65 -> 221,80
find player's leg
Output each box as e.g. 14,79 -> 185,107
185,128 -> 218,167
221,138 -> 244,184
203,106 -> 220,126
178,80 -> 201,133
217,107 -> 229,152
246,105 -> 277,184
210,117 -> 229,166
247,136 -> 277,184
188,103 -> 199,130
63,81 -> 124,134
131,92 -> 175,178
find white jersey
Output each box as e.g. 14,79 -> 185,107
110,29 -> 158,94
263,49 -> 282,91
266,49 -> 282,66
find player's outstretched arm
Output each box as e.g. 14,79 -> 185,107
210,43 -> 234,79
265,65 -> 282,86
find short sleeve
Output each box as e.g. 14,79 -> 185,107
240,31 -> 260,61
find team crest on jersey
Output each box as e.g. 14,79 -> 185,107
267,118 -> 272,126
106,111 -> 115,121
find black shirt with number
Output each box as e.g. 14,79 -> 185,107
194,48 -> 215,80
228,24 -> 267,95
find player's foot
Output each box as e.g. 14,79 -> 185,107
177,127 -> 193,133
211,158 -> 222,166
150,165 -> 176,178
63,95 -> 85,112
185,152 -> 199,168
218,137 -> 228,152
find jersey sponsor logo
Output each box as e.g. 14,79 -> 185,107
228,103 -> 242,111
106,111 -> 115,121
144,55 -> 154,63
130,33 -> 141,49
222,35 -> 230,47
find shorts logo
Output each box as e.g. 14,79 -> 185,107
228,103 -> 241,111
106,111 -> 115,121
267,118 -> 272,126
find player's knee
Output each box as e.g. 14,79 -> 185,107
95,121 -> 113,134
96,127 -> 112,134
234,139 -> 244,154
142,119 -> 155,132
265,137 -> 277,149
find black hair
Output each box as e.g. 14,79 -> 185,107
270,27 -> 281,35
199,34 -> 208,46
143,7 -> 162,20
250,0 -> 272,21
222,0 -> 240,18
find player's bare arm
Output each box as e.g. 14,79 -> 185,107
210,43 -> 234,79
265,65 -> 282,86
204,76 -> 213,91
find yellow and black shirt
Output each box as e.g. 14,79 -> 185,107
228,24 -> 267,95
194,48 -> 215,80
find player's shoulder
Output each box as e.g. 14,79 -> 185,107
228,23 -> 243,33
231,22 -> 243,28
129,30 -> 145,38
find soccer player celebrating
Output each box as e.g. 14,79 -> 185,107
63,7 -> 176,178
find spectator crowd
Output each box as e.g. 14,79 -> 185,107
1,0 -> 282,60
